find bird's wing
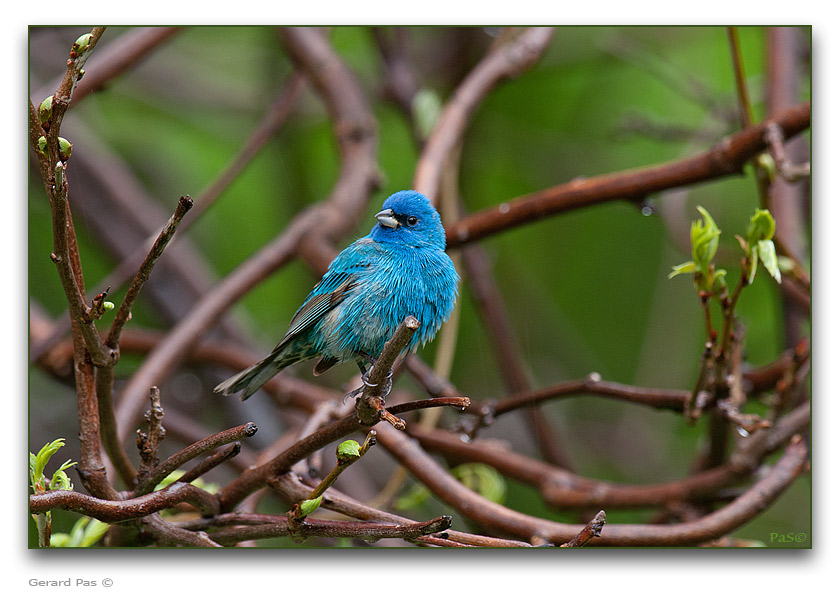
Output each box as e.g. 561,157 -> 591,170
270,241 -> 376,354
279,273 -> 356,344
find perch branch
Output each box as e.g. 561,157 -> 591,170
354,317 -> 420,429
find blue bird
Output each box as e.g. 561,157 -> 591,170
214,190 -> 460,401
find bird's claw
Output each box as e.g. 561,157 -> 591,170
342,368 -> 394,404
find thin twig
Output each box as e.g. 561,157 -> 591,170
177,442 -> 242,485
559,510 -> 606,547
106,195 -> 193,350
134,422 -> 258,496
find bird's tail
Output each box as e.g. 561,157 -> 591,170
213,351 -> 292,401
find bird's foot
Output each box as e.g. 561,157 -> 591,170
342,384 -> 363,405
342,368 -> 394,404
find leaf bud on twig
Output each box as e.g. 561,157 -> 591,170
38,95 -> 53,124
71,33 -> 92,58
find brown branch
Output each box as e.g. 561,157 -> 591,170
377,423 -> 808,546
106,195 -> 193,350
411,425 -> 736,509
134,422 -> 258,496
264,472 -> 530,548
414,27 -> 554,203
29,27 -> 120,501
218,396 -> 471,513
94,196 -> 193,488
415,400 -> 809,511
426,531 -> 532,548
479,373 -> 688,421
140,513 -> 221,547
727,27 -> 755,130
354,316 -> 420,429
30,97 -> 115,368
598,436 -> 809,546
29,481 -> 220,523
45,27 -> 106,140
559,510 -> 606,547
177,443 -> 242,485
136,386 -> 166,474
445,102 -> 811,248
189,513 -> 451,546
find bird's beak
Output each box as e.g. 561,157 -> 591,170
375,208 -> 399,228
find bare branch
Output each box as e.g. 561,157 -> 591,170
106,195 -> 193,350
414,27 -> 554,203
377,424 -> 808,546
559,510 -> 606,547
354,316 -> 420,429
30,482 -> 220,523
445,102 -> 811,248
135,422 -> 258,496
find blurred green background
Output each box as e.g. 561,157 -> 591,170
28,26 -> 810,547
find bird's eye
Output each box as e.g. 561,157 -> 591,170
407,216 -> 418,226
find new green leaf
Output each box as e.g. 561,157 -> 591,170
757,239 -> 781,283
690,206 -> 721,271
298,496 -> 322,518
668,261 -> 697,279
336,439 -> 361,463
747,208 -> 776,246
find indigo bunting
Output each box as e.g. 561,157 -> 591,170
214,190 -> 459,400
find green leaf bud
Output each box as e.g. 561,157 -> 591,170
668,261 -> 697,279
58,137 -> 73,159
746,208 -> 776,246
336,439 -> 361,463
50,469 -> 74,491
690,206 -> 721,271
757,239 -> 781,284
756,153 -> 776,183
748,247 -> 759,285
38,96 -> 53,123
712,268 -> 728,293
297,496 -> 322,518
37,136 -> 47,153
73,33 -> 92,54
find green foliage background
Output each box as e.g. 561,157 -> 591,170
29,26 -> 810,546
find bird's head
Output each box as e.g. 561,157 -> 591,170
370,190 -> 446,249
